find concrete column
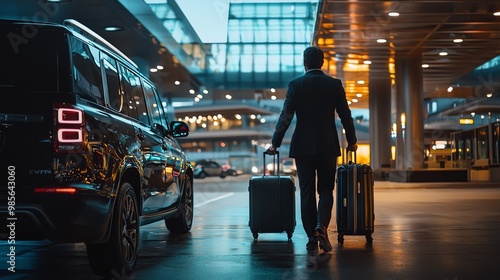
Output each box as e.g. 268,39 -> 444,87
395,58 -> 405,170
396,51 -> 425,170
369,69 -> 392,170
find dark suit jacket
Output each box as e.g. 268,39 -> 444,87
271,69 -> 357,158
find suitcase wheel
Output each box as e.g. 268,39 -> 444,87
286,232 -> 293,241
253,232 -> 259,241
337,234 -> 344,245
365,234 -> 373,245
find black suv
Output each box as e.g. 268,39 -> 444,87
0,19 -> 193,276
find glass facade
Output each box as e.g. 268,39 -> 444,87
209,1 -> 318,89
149,3 -> 197,44
145,0 -> 319,89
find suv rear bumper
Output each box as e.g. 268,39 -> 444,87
0,192 -> 114,243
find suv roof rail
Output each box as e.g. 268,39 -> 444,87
63,19 -> 138,69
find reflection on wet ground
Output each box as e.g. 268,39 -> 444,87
1,177 -> 500,279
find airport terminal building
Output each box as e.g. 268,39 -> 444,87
3,0 -> 500,181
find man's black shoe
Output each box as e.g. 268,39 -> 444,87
306,237 -> 317,250
314,225 -> 332,252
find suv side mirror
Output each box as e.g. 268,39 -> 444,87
170,121 -> 189,137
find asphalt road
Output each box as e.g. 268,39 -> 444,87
1,175 -> 500,280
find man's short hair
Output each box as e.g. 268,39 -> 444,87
303,46 -> 324,69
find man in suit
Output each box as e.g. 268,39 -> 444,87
266,46 -> 357,252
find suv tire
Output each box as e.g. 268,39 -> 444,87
87,182 -> 139,276
165,175 -> 194,233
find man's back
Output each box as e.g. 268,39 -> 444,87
284,69 -> 355,157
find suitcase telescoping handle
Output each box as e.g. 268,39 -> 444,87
263,150 -> 279,175
344,149 -> 357,164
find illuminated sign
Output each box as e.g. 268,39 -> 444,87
459,118 -> 474,125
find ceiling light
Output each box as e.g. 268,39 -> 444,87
447,86 -> 453,92
150,68 -> 158,73
487,92 -> 493,98
156,65 -> 164,70
203,89 -> 208,94
356,93 -> 362,97
439,51 -> 448,56
357,80 -> 365,84
494,11 -> 500,16
388,12 -> 399,17
453,38 -> 463,43
225,94 -> 232,100
271,95 -> 277,100
376,38 -> 387,43
363,60 -> 372,65
174,80 -> 180,85
189,89 -> 195,94
422,64 -> 430,68
104,26 -> 123,32
352,99 -> 359,103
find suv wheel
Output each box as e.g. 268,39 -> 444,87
165,175 -> 193,233
87,182 -> 139,276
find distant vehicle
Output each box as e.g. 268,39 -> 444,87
194,160 -> 227,178
282,158 -> 297,176
222,164 -> 242,176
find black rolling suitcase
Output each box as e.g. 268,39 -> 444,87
249,151 -> 296,241
336,151 -> 375,244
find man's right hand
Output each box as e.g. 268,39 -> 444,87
266,145 -> 278,155
347,144 -> 358,152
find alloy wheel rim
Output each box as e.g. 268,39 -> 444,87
184,180 -> 193,228
121,193 -> 138,264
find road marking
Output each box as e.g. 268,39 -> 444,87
194,192 -> 235,208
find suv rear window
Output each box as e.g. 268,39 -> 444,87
71,37 -> 104,105
0,26 -> 70,93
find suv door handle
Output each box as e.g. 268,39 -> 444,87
136,130 -> 146,141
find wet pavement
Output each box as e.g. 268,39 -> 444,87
1,175 -> 500,280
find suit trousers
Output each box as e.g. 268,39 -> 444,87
294,155 -> 337,238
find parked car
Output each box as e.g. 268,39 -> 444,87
194,160 -> 227,178
0,19 -> 193,277
282,158 -> 297,176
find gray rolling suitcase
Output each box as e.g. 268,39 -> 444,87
336,151 -> 375,244
249,151 -> 296,241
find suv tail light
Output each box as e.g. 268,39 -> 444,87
58,108 -> 83,124
54,104 -> 85,153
